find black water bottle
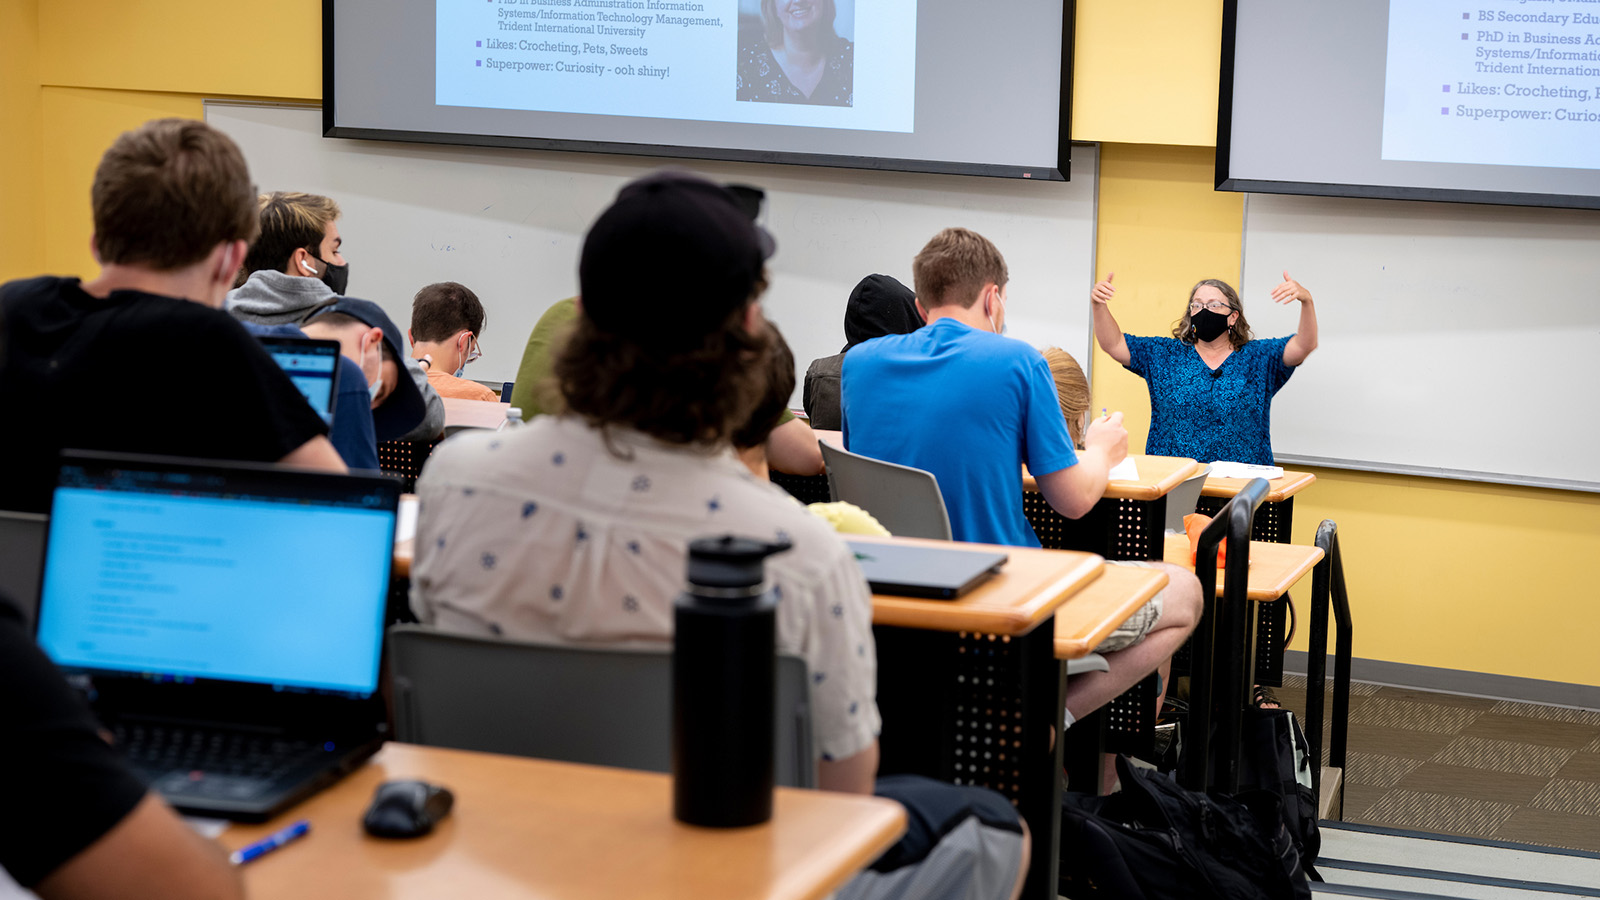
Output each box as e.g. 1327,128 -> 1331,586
673,535 -> 791,827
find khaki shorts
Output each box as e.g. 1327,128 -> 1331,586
1093,560 -> 1165,654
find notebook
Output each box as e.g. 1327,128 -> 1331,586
258,335 -> 342,424
846,540 -> 1008,600
35,451 -> 398,821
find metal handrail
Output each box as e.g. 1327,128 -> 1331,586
1181,476 -> 1269,793
1305,520 -> 1354,810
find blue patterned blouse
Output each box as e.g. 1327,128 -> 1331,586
1123,334 -> 1296,465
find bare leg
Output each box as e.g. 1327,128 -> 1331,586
1066,563 -> 1202,722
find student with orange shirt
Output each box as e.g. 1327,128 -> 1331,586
409,281 -> 499,402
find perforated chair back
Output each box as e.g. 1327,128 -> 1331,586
1163,464 -> 1211,534
0,511 -> 47,628
387,625 -> 816,788
819,442 -> 953,540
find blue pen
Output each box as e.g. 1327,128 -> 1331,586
229,820 -> 311,866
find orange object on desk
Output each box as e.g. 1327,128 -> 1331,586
1183,513 -> 1226,567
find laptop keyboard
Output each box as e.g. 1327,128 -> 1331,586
112,724 -> 329,799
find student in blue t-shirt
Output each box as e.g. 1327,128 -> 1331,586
1090,272 -> 1320,466
842,227 -> 1202,741
842,227 -> 1131,548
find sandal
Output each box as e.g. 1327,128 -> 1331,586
1252,684 -> 1282,709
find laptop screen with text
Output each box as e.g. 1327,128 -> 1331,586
36,458 -> 396,697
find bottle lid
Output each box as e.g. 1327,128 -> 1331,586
686,535 -> 793,592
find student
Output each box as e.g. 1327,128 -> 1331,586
409,281 -> 498,402
1040,347 -> 1203,728
1090,272 -> 1319,465
0,599 -> 243,899
0,119 -> 344,513
842,227 -> 1125,546
733,321 -> 800,480
803,273 -> 923,430
300,298 -> 429,442
226,191 -> 445,441
413,172 -> 1029,900
241,320 -> 380,470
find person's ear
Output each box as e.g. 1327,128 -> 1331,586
365,326 -> 385,352
742,301 -> 764,335
289,246 -> 318,277
1228,309 -> 1239,327
914,298 -> 928,321
215,240 -> 246,286
89,234 -> 102,265
407,328 -> 415,346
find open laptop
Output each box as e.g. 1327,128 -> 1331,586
35,451 -> 398,821
846,540 -> 1008,600
258,335 -> 342,424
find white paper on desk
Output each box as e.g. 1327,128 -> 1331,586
1107,458 -> 1140,481
1206,461 -> 1284,480
183,816 -> 231,839
397,495 -> 419,544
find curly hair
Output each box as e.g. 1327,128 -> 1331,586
553,304 -> 771,449
1171,278 -> 1253,350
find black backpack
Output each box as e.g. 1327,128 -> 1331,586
1236,706 -> 1321,880
1059,756 -> 1310,900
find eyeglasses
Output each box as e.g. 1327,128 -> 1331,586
1188,300 -> 1232,315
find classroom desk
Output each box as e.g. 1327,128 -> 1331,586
387,536 -> 1104,900
1022,455 -> 1202,562
861,538 -> 1102,900
442,397 -> 511,431
1052,564 -> 1169,660
1161,533 -> 1324,603
1197,469 -> 1317,685
220,743 -> 906,900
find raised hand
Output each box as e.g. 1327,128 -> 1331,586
1271,270 -> 1312,305
1090,271 -> 1116,305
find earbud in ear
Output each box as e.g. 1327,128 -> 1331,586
300,258 -> 317,274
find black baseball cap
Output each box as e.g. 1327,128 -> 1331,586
307,297 -> 428,441
579,171 -> 776,350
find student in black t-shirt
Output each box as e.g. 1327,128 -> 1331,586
0,118 -> 345,513
0,601 -> 242,898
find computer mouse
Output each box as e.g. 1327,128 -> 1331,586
361,779 -> 454,838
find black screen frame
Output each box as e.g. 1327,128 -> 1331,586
1214,0 -> 1600,212
322,0 -> 1075,182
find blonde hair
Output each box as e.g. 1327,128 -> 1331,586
1042,347 -> 1090,449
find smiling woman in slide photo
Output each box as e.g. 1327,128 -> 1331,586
737,0 -> 854,106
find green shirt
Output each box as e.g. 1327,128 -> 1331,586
509,297 -> 794,427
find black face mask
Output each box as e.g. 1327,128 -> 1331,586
314,255 -> 350,296
1189,308 -> 1231,343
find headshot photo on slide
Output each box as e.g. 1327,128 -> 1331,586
736,0 -> 855,107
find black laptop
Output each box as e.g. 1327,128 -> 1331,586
846,540 -> 1009,600
35,451 -> 398,821
258,335 -> 342,425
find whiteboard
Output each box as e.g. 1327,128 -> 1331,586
1241,192 -> 1600,491
205,102 -> 1097,402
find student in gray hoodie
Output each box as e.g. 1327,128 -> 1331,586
226,191 -> 444,441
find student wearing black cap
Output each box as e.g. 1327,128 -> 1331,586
412,171 -> 1029,900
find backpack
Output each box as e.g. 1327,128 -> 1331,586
1059,756 -> 1310,900
1235,706 -> 1322,881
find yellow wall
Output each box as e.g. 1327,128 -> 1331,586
1073,0 -> 1222,147
0,0 -> 43,283
12,0 -> 1600,686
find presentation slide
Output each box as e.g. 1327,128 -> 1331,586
36,491 -> 393,695
1222,0 -> 1600,209
331,0 -> 1069,177
1383,0 -> 1600,169
437,0 -> 914,132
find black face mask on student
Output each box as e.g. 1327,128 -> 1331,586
314,255 -> 350,296
1189,308 -> 1231,343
